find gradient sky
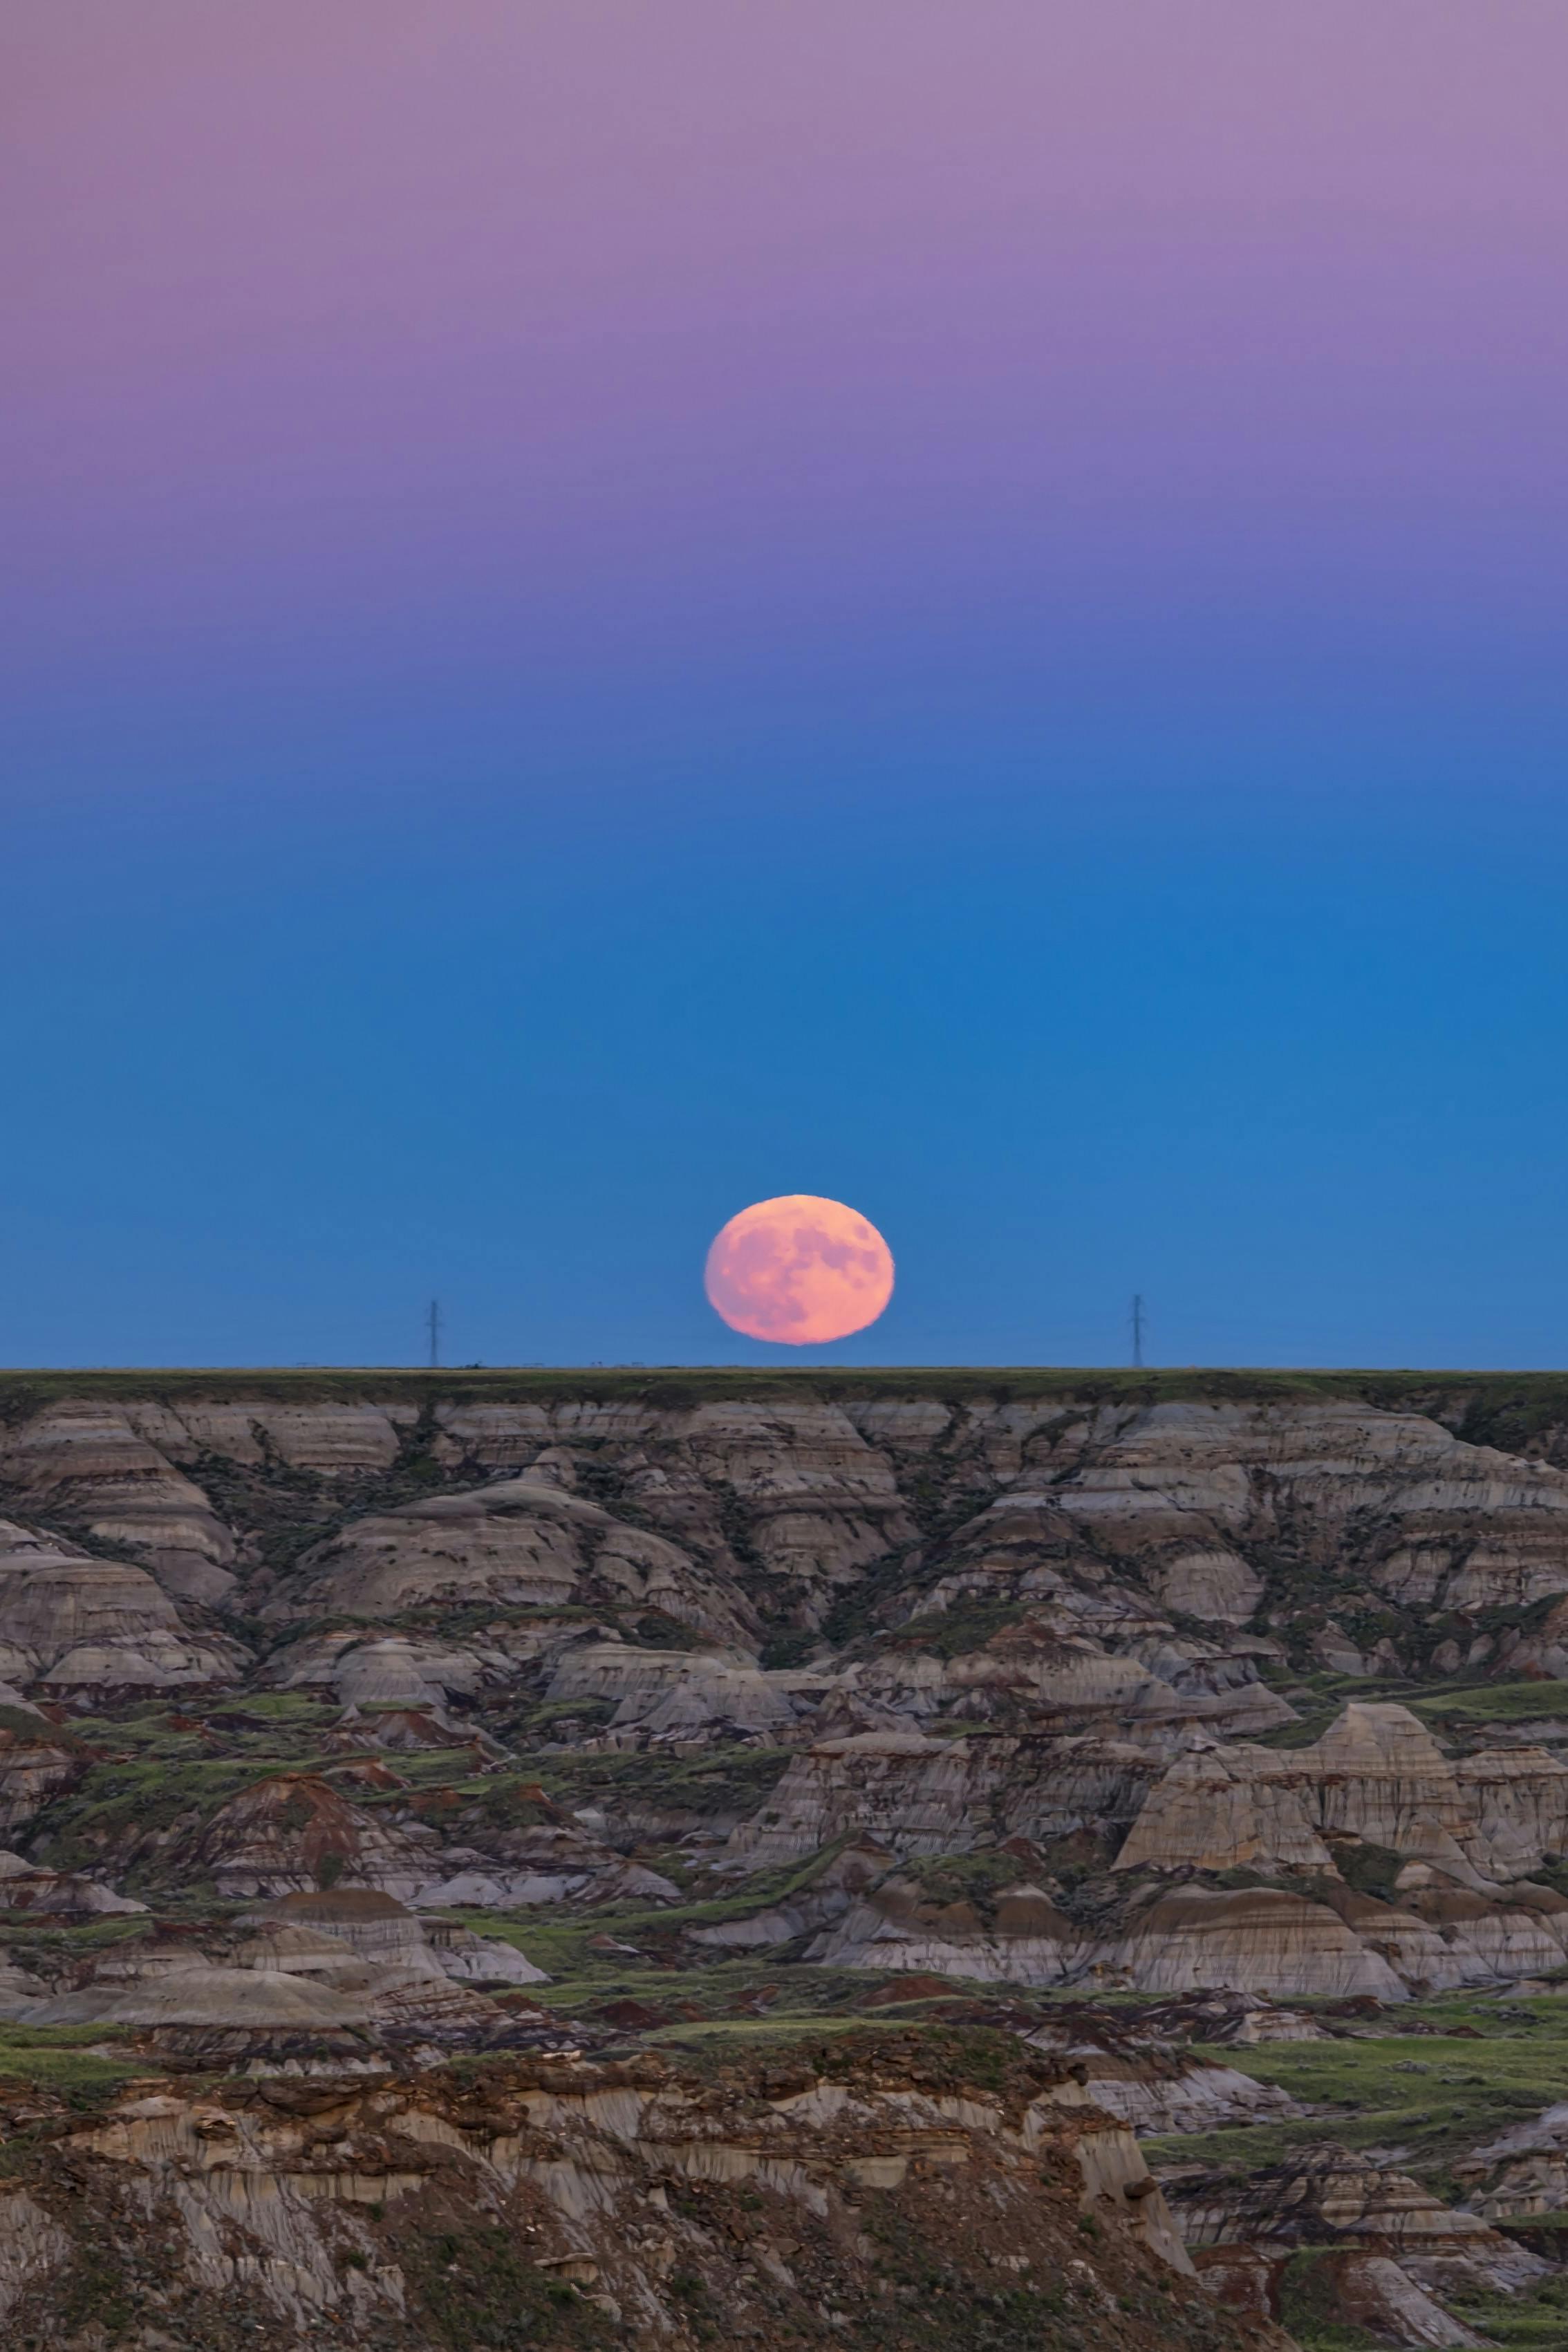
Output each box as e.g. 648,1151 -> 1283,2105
5,2 -> 1568,1368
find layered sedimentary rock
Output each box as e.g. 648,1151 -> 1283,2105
409,1829 -> 681,1911
0,1402 -> 238,1603
22,1952 -> 515,2058
26,1963 -> 375,2035
12,1378 -> 1568,2011
280,1478 -> 757,1648
728,1729 -> 1159,1869
674,1399 -> 920,1609
1162,2145 -> 1545,2295
850,1615 -> 1296,1741
812,1872 -> 1085,1985
6,1899 -> 548,2060
248,1887 -> 453,1976
543,1639 -> 801,1744
942,1396 -> 1568,1622
0,2040 -> 1288,2350
0,1520 -> 244,1693
18,1372 -> 1568,2342
1094,1886 -> 1408,2000
13,1381 -> 1568,1645
191,1774 -> 449,1901
1197,2247 -> 1487,2350
0,1711 -> 88,1831
128,1395 -> 415,1476
1455,2102 -> 1568,2221
0,1847 -> 145,1916
1117,1703 -> 1568,1886
424,1397 -> 920,1614
814,1872 -> 1421,1999
687,1838 -> 895,1956
266,1627 -> 505,1708
247,1889 -> 548,1987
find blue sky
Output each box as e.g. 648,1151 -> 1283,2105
7,707 -> 1567,1369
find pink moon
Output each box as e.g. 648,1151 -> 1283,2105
704,1195 -> 895,1345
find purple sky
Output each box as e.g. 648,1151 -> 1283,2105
9,2 -> 1568,782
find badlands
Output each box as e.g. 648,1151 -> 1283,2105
7,1368 -> 1568,2347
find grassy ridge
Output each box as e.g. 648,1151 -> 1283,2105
1163,1996 -> 1568,2352
6,1364 -> 1568,1417
1147,1993 -> 1568,2188
0,2024 -> 142,2107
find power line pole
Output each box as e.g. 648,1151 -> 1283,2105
1130,1294 -> 1146,1369
426,1298 -> 442,1370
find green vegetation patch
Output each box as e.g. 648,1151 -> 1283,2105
1446,2270 -> 1568,2350
27,1751 -> 315,1882
0,2024 -> 142,2106
1325,1842 -> 1406,1902
501,1697 -> 617,1742
523,1743 -> 794,1820
50,2242 -> 139,2337
877,1601 -> 1030,1661
555,1952 -> 894,2024
403,2221 -> 613,2350
451,1841 -> 861,1984
0,1914 -> 151,1963
10,1364 -> 1568,1410
1276,2252 -> 1381,2351
1252,1669 -> 1490,1749
198,1689 -> 342,1724
899,1849 -> 1032,1915
1410,1679 -> 1568,1724
696,2020 -> 1050,2096
1147,1995 -> 1568,2188
351,1749 -> 492,1796
0,1704 -> 89,1746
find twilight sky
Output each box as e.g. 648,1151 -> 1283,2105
5,1 -> 1568,1368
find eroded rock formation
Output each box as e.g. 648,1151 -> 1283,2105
0,2038 -> 1286,2351
8,1371 -> 1568,2343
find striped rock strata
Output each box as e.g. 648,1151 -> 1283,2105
0,2042 -> 1293,2350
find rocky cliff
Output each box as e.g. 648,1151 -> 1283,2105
10,1366 -> 1568,2346
0,2030 -> 1284,2352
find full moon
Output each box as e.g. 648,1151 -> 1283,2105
704,1195 -> 895,1345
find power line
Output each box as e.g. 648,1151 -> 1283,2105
1130,1294 -> 1146,1369
426,1298 -> 442,1370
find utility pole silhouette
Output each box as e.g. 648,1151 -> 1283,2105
1130,1294 -> 1146,1369
426,1299 -> 442,1370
